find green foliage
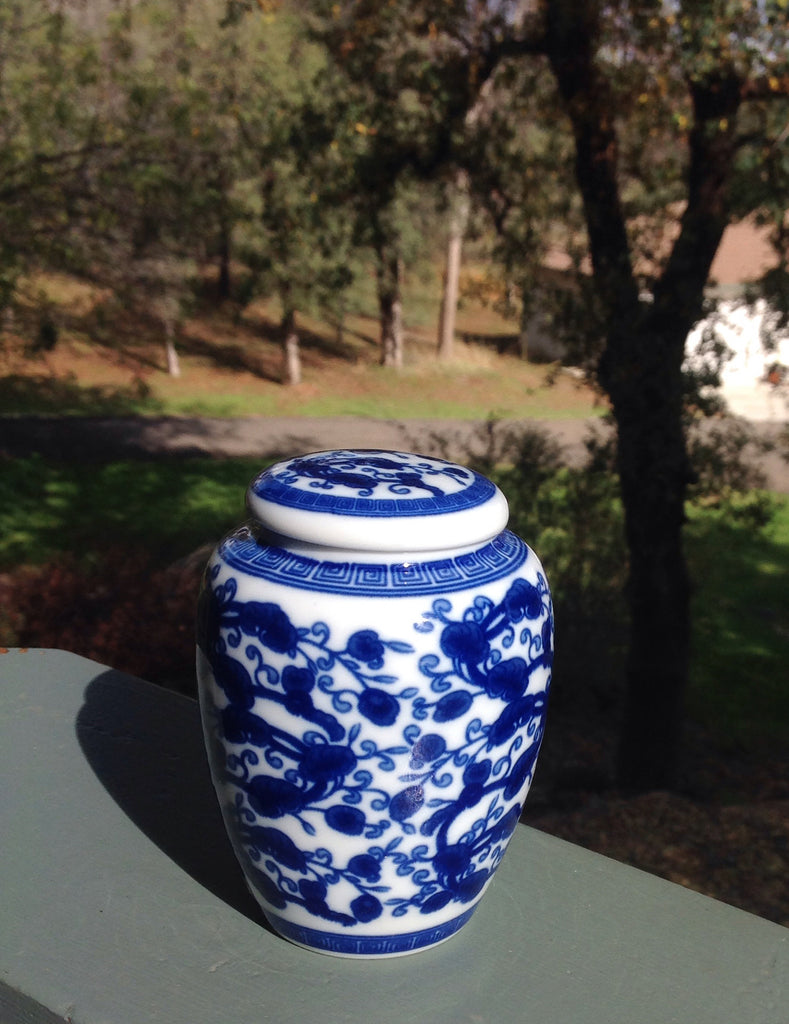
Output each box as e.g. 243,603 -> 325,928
0,1 -> 102,307
0,455 -> 261,570
228,8 -> 357,322
686,497 -> 789,748
304,0 -> 466,361
3,444 -> 785,747
68,1 -> 239,307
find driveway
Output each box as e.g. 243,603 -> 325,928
2,414 -> 787,491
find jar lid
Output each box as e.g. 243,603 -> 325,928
247,449 -> 509,552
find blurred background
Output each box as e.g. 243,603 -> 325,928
1,0 -> 788,924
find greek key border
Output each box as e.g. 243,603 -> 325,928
219,530 -> 528,596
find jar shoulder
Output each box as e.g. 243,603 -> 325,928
207,524 -> 539,600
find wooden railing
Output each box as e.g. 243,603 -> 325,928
1,648 -> 787,1024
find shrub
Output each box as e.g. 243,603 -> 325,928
5,547 -> 203,694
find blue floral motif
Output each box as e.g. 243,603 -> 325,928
248,449 -> 500,521
200,568 -> 552,936
346,629 -> 386,666
276,451 -> 472,499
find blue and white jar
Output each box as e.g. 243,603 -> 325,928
197,449 -> 553,958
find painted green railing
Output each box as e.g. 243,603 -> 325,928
1,648 -> 787,1024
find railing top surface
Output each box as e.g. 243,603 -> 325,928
1,648 -> 787,1024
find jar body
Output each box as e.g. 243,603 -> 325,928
197,523 -> 552,957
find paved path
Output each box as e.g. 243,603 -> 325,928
2,414 -> 788,491
1,414 -> 602,461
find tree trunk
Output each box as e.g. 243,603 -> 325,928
377,250 -> 404,368
437,172 -> 470,361
605,314 -> 691,791
217,220 -> 232,302
544,1 -> 743,791
612,76 -> 743,791
164,317 -> 181,378
617,473 -> 691,793
281,306 -> 301,386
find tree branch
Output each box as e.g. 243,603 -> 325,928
654,72 -> 743,331
543,0 -> 639,325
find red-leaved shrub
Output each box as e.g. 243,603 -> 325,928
4,548 -> 203,695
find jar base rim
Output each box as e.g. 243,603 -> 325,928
263,905 -> 477,958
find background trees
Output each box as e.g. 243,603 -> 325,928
540,0 -> 788,790
3,0 -> 788,792
224,7 -> 357,383
0,1 -> 104,317
306,0 -> 789,789
306,1 -> 466,367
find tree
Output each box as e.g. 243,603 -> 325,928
232,1 -> 468,369
0,1 -> 108,321
315,0 -> 789,790
364,176 -> 432,368
539,1 -> 788,790
0,0 -> 239,369
63,0 -> 225,374
436,170 -> 471,361
228,6 -> 356,384
308,0 -> 480,367
52,0 -> 260,372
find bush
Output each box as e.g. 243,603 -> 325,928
5,548 -> 203,694
419,420 -> 630,727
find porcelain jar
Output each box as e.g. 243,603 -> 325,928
196,449 -> 553,957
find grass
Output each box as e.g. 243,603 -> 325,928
2,454 -> 787,752
2,267 -> 786,754
0,269 -> 603,420
0,456 -> 261,569
686,498 -> 789,749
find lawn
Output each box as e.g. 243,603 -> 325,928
2,445 -> 788,926
686,499 -> 789,750
0,269 -> 603,420
2,267 -> 786,753
2,454 -> 787,755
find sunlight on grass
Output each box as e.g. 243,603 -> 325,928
0,457 -> 260,569
2,455 -> 786,757
2,270 -> 603,421
686,497 -> 789,749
